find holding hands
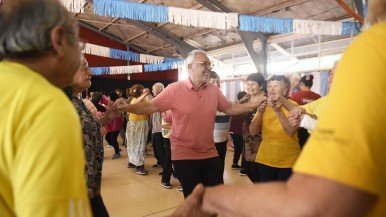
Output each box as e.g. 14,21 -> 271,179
250,94 -> 267,113
171,184 -> 215,217
288,107 -> 306,128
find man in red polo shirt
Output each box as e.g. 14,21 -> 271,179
116,50 -> 266,197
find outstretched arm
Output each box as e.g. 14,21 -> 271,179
115,99 -> 159,115
225,95 -> 267,115
201,173 -> 376,217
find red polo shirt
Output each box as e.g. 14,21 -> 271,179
151,79 -> 231,160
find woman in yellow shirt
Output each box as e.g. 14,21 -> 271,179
249,75 -> 299,182
126,84 -> 151,175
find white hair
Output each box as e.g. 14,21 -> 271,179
0,0 -> 77,59
153,82 -> 164,90
185,49 -> 207,69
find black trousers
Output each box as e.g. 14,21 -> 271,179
90,194 -> 109,217
173,157 -> 223,198
215,141 -> 227,173
258,163 -> 292,182
298,127 -> 310,149
152,132 -> 165,165
161,138 -> 172,183
230,134 -> 244,165
244,161 -> 260,183
105,131 -> 120,154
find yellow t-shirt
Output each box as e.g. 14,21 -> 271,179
301,96 -> 328,119
128,97 -> 149,122
0,62 -> 91,217
294,21 -> 386,216
256,100 -> 300,168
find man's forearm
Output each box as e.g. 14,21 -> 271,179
225,102 -> 255,115
123,102 -> 158,115
202,183 -> 294,217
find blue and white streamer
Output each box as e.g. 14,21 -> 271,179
139,54 -> 164,64
91,65 -> 142,75
83,43 -> 182,64
293,19 -> 342,35
91,0 -> 360,36
341,21 -> 361,35
109,48 -> 140,62
144,61 -> 184,72
239,15 -> 293,34
168,6 -> 238,29
91,67 -> 110,75
93,0 -> 168,23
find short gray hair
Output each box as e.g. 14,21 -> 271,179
0,0 -> 77,60
185,49 -> 207,69
153,82 -> 164,90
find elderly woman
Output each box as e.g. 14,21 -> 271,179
64,56 -> 116,217
249,75 -> 299,182
241,73 -> 267,182
126,84 -> 151,175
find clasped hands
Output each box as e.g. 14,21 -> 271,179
251,93 -> 285,113
171,184 -> 216,217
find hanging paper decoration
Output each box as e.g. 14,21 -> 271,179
341,21 -> 361,35
110,65 -> 143,74
144,61 -> 184,72
90,67 -> 110,75
84,43 -> 110,58
83,43 -> 182,64
109,48 -> 140,62
239,15 -> 293,34
90,65 -> 143,75
139,54 -> 165,64
168,6 -> 238,29
164,57 -> 183,62
293,19 -> 343,36
60,0 -> 87,13
90,0 -> 359,36
93,0 -> 168,23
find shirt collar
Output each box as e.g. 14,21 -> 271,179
184,78 -> 208,91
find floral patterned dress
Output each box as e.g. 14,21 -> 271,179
70,95 -> 104,198
242,109 -> 263,162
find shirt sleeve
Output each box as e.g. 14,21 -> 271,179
294,25 -> 386,195
216,87 -> 231,113
301,100 -> 316,114
151,84 -> 174,112
14,98 -> 91,217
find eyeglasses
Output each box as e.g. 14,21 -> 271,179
193,61 -> 214,69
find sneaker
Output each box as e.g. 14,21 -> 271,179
111,153 -> 121,159
127,163 -> 136,168
239,169 -> 247,176
136,168 -> 149,175
161,182 -> 172,189
231,164 -> 242,169
176,185 -> 183,192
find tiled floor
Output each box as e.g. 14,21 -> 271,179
101,142 -> 252,217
